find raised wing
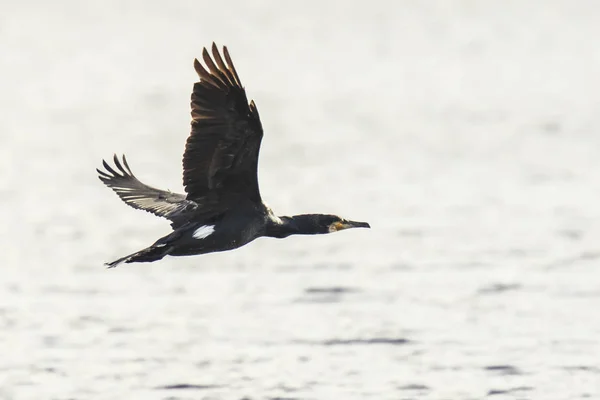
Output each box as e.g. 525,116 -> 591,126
183,43 -> 264,204
97,154 -> 198,227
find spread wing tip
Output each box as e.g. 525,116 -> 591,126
96,154 -> 196,226
97,154 -> 132,182
193,43 -> 242,89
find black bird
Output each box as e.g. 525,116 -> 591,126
97,43 -> 370,267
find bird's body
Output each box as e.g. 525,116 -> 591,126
168,202 -> 272,256
98,43 -> 369,267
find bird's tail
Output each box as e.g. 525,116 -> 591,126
106,244 -> 173,268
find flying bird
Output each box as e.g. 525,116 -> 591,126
97,43 -> 370,267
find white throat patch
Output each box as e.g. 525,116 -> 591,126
192,225 -> 215,240
264,202 -> 283,225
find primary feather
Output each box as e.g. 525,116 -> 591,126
97,154 -> 198,228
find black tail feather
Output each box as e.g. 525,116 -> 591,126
106,244 -> 173,268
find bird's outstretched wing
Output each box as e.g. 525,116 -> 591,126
183,43 -> 264,204
97,154 -> 198,227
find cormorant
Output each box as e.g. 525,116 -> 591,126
97,43 -> 370,268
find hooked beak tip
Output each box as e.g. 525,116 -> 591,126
351,221 -> 371,229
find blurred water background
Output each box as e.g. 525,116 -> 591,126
1,1 -> 600,399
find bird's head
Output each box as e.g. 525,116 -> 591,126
284,214 -> 370,235
323,215 -> 371,233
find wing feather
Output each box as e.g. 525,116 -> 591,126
97,154 -> 198,227
183,43 -> 264,204
223,46 -> 242,87
210,43 -> 234,87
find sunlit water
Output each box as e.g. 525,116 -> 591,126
2,1 -> 600,399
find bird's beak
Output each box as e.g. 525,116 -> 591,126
330,220 -> 371,232
347,220 -> 371,229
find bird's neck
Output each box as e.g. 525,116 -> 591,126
265,214 -> 325,238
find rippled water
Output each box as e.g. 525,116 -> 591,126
2,1 -> 600,399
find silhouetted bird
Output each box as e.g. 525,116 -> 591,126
97,43 -> 370,267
